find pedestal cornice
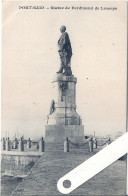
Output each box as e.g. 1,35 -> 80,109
52,73 -> 77,83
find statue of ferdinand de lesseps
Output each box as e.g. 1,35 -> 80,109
57,26 -> 72,76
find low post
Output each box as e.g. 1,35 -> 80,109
19,137 -> 24,152
37,141 -> 39,149
64,137 -> 69,152
93,139 -> 97,149
27,138 -> 31,149
39,137 -> 45,152
6,137 -> 11,151
2,138 -> 6,150
14,138 -> 18,149
89,137 -> 93,152
107,138 -> 111,145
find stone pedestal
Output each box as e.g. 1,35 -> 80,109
45,125 -> 84,143
45,73 -> 85,150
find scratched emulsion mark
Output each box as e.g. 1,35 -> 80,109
57,132 -> 128,194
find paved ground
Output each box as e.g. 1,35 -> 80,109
10,149 -> 126,196
1,175 -> 23,196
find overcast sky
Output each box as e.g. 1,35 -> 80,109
2,1 -> 127,138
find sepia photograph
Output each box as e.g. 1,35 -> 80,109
1,1 -> 127,195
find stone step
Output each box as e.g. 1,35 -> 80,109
44,142 -> 89,151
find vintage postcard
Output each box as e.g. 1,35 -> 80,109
1,1 -> 127,195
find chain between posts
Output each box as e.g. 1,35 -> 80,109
68,138 -> 111,148
96,139 -> 110,146
1,137 -> 111,149
1,138 -> 41,146
30,140 -> 38,146
68,139 -> 89,147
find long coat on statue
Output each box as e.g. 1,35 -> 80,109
57,32 -> 72,75
58,32 -> 72,57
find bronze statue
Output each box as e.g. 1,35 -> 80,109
47,100 -> 55,124
59,82 -> 66,101
57,26 -> 72,76
49,100 -> 55,114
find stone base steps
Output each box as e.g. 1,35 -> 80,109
44,142 -> 89,151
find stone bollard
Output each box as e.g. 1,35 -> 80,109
37,141 -> 39,149
19,137 -> 24,152
64,137 -> 69,152
107,138 -> 111,145
6,137 -> 11,151
93,139 -> 97,149
27,138 -> 31,149
89,138 -> 93,152
2,138 -> 6,150
39,137 -> 45,152
14,138 -> 18,149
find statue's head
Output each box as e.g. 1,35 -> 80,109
60,26 -> 66,33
